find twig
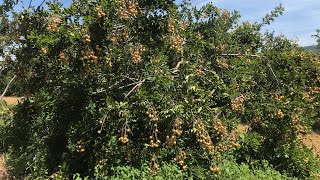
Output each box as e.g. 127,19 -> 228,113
38,0 -> 46,7
214,110 -> 222,119
122,75 -> 139,82
267,62 -> 280,86
112,24 -> 126,31
220,53 -> 263,58
124,79 -> 145,98
109,77 -> 136,89
0,65 -> 5,77
118,81 -> 143,89
173,44 -> 185,71
0,54 -> 9,77
109,79 -> 124,89
0,75 -> 17,100
29,0 -> 33,7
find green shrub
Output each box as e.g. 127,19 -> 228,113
219,160 -> 297,180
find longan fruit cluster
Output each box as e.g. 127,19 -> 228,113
126,0 -> 139,15
216,143 -> 228,152
96,6 -> 106,18
213,120 -> 226,140
58,52 -> 65,61
131,45 -> 145,64
41,48 -> 48,55
119,125 -> 131,144
215,44 -> 226,53
311,87 -> 320,94
291,114 -> 305,134
80,48 -> 98,64
97,119 -> 106,134
216,58 -> 228,69
110,33 -> 119,44
166,118 -> 183,147
146,109 -> 161,148
196,32 -> 204,40
146,109 -> 158,122
47,16 -> 60,32
104,49 -> 112,67
110,31 -> 129,44
231,95 -> 246,112
209,165 -> 221,176
49,172 -> 62,179
312,173 -> 320,180
76,140 -> 85,153
169,34 -> 184,52
221,9 -> 230,21
167,20 -> 175,33
227,134 -> 240,150
148,156 -> 159,175
302,92 -> 314,102
122,31 -> 129,41
274,109 -> 284,118
195,64 -> 205,76
194,120 -> 215,155
118,0 -> 139,20
82,33 -> 91,45
179,20 -> 189,31
304,87 -> 320,102
274,94 -> 285,102
119,135 -> 129,144
173,150 -> 187,170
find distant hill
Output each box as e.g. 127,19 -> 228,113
303,45 -> 318,52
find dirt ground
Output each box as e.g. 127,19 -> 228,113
1,97 -> 21,106
299,132 -> 320,157
0,155 -> 8,179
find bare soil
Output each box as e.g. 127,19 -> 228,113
299,132 -> 320,157
1,97 -> 21,106
0,154 -> 9,179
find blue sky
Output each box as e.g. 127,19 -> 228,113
3,0 -> 320,46
188,0 -> 320,46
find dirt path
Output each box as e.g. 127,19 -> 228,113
1,97 -> 21,106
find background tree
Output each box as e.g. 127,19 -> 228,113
313,29 -> 320,51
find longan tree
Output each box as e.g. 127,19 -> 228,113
1,0 -> 319,179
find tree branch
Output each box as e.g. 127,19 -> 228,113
220,53 -> 263,58
0,75 -> 16,100
124,79 -> 145,98
173,45 -> 185,72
